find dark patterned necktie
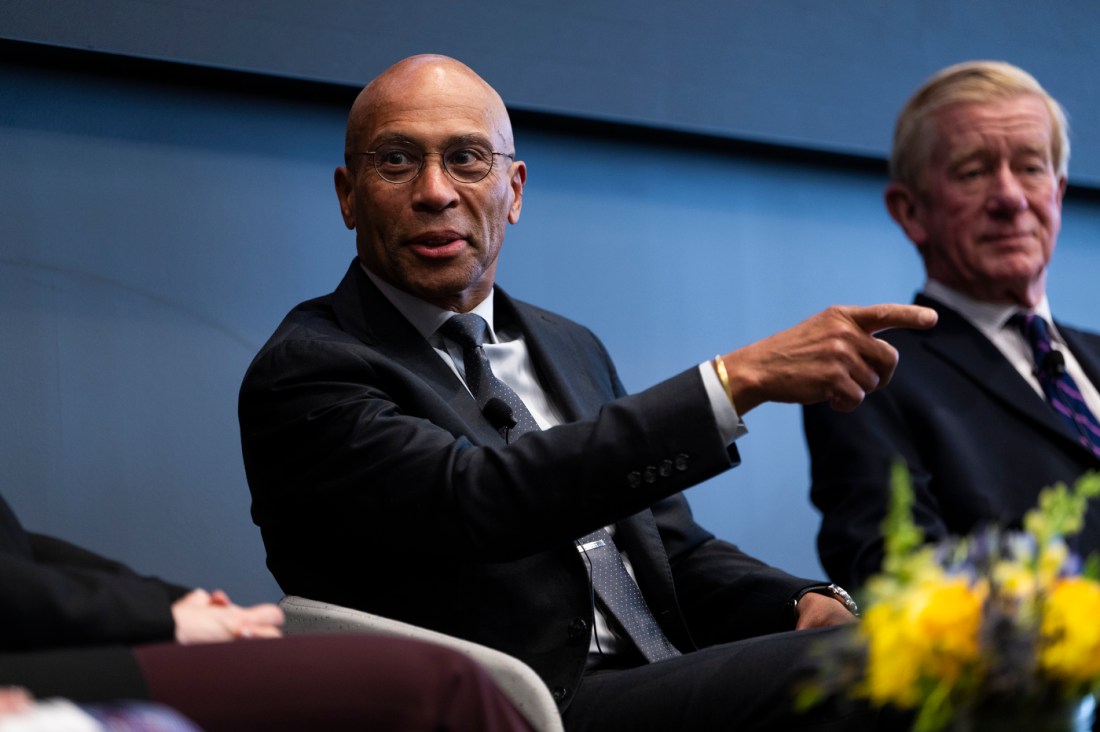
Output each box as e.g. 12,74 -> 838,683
439,312 -> 681,662
439,313 -> 539,440
575,529 -> 682,662
1012,313 -> 1100,458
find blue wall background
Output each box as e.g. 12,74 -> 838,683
6,0 -> 1100,183
2,2 -> 1099,604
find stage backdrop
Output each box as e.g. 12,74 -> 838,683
2,1 -> 1098,603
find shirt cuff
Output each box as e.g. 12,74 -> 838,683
698,361 -> 748,444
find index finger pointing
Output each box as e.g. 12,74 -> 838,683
847,304 -> 937,335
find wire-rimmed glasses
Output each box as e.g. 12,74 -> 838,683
347,141 -> 514,184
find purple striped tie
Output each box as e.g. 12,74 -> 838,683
1012,313 -> 1100,458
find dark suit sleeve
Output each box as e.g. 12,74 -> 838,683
802,370 -> 946,591
242,330 -> 737,564
0,531 -> 187,651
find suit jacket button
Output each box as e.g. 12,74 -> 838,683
552,687 -> 569,702
626,471 -> 642,488
674,453 -> 690,471
659,459 -> 673,477
567,617 -> 590,642
643,466 -> 657,484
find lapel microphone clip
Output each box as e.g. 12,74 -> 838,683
483,397 -> 518,442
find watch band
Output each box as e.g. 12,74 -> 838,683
791,583 -> 860,616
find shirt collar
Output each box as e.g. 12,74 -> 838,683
923,278 -> 1055,337
360,263 -> 497,343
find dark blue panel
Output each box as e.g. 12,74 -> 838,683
2,0 -> 1099,185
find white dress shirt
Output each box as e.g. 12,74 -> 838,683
923,279 -> 1100,420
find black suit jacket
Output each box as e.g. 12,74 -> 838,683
0,492 -> 187,652
240,259 -> 819,705
803,294 -> 1100,590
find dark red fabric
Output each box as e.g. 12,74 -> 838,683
133,633 -> 536,732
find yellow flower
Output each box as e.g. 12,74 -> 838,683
861,603 -> 921,707
859,575 -> 986,708
1040,577 -> 1100,684
816,469 -> 1100,730
909,577 -> 986,681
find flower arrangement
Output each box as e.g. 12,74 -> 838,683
800,464 -> 1100,732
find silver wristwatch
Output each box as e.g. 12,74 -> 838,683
791,583 -> 860,616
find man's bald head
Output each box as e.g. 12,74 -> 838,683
333,54 -> 526,313
344,54 -> 514,156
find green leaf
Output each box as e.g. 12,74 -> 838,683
882,460 -> 924,572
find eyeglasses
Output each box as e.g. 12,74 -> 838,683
347,142 -> 515,184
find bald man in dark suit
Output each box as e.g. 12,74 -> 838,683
240,54 -> 932,731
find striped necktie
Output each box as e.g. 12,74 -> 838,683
439,312 -> 681,662
1011,313 -> 1100,458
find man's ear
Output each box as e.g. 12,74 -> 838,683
884,182 -> 927,248
334,166 -> 356,230
507,161 -> 527,225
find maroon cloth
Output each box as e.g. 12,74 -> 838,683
133,634 -> 536,732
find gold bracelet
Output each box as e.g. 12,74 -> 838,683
713,355 -> 733,404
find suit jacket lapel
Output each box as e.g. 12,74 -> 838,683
331,261 -> 507,446
917,294 -> 1084,448
1060,324 -> 1100,392
496,289 -> 606,423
